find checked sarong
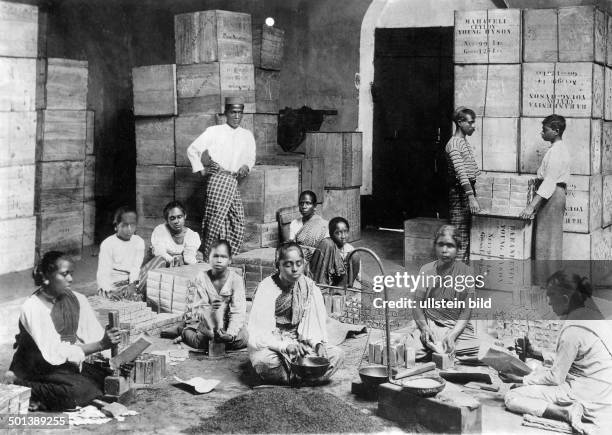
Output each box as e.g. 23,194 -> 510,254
202,162 -> 245,259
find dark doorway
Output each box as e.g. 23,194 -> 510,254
365,27 -> 454,229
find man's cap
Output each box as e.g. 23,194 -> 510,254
224,97 -> 245,107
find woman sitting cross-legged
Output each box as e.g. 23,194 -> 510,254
177,240 -> 248,351
7,251 -> 122,411
502,271 -> 612,435
247,242 -> 344,384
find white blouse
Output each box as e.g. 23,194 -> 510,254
151,224 -> 201,264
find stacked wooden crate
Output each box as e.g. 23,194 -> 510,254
35,58 -> 90,259
303,132 -> 363,242
0,2 -> 39,274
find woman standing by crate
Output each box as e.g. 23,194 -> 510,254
445,107 -> 481,263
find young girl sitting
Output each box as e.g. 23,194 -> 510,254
309,217 -> 360,287
96,206 -> 145,300
178,240 -> 248,351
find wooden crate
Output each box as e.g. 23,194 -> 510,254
522,9 -> 558,62
242,221 -> 279,252
135,117 -> 175,166
564,175 -> 602,234
0,57 -> 36,111
454,9 -> 521,64
252,114 -> 279,156
174,114 -> 217,167
175,10 -> 252,65
470,254 -> 532,293
84,155 -> 95,202
86,110 -> 94,155
252,24 -> 284,70
522,62 -> 604,118
174,166 -> 204,227
0,165 -> 34,220
83,199 -> 95,247
603,174 -> 612,228
303,132 -> 362,188
0,111 -> 36,167
563,227 -> 612,260
0,216 -> 35,274
301,157 -> 325,205
470,215 -> 533,260
0,384 -> 31,414
322,187 -> 361,242
608,15 -> 612,67
137,217 -> 158,247
558,6 -> 606,64
36,58 -> 88,110
603,122 -> 612,174
176,62 -> 255,114
255,68 -> 280,113
476,172 -> 536,217
0,1 -> 38,58
520,117 -> 601,176
132,64 -> 177,116
482,117 -> 518,173
454,64 -> 520,117
136,165 -> 174,218
606,67 -> 612,120
403,217 -> 446,266
35,161 -> 84,213
36,110 -> 87,161
37,210 -> 84,258
232,248 -> 276,299
239,165 -> 299,223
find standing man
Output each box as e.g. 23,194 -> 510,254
187,97 -> 256,258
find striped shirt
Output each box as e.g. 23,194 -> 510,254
445,136 -> 480,195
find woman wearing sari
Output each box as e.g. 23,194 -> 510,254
247,242 -> 344,384
288,190 -> 328,262
502,271 -> 612,435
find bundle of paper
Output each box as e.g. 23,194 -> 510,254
477,344 -> 532,376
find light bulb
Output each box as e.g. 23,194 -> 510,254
265,17 -> 275,27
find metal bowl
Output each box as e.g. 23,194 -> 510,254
358,365 -> 389,386
400,376 -> 446,397
290,356 -> 330,379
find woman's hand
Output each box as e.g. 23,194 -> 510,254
214,329 -> 234,343
442,333 -> 457,354
286,343 -> 308,358
468,196 -> 480,214
519,204 -> 536,220
498,372 -> 524,384
315,343 -> 328,359
100,326 -> 122,350
237,165 -> 249,179
420,328 -> 435,347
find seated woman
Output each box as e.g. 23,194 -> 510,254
309,217 -> 360,288
96,206 -> 145,300
247,242 -> 344,384
502,271 -> 612,435
407,225 -> 479,360
178,240 -> 248,351
288,190 -> 328,262
8,251 -> 122,411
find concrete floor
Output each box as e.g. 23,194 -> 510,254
0,230 -> 554,434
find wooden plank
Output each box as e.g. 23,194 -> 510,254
603,174 -> 612,228
132,64 -> 177,116
135,117 -> 175,166
35,161 -> 84,213
454,9 -> 521,64
136,165 -> 174,218
174,114 -> 217,167
608,15 -> 612,67
520,117 -> 601,176
36,110 -> 87,161
0,1 -> 38,58
0,111 -> 36,167
322,187 -> 361,242
37,58 -> 88,110
0,165 -> 35,220
522,9 -> 558,62
84,156 -> 95,201
304,132 -> 362,188
482,117 -> 518,173
174,10 -> 252,65
255,68 -> 280,113
470,215 -> 533,260
606,67 -> 612,120
564,175 -> 602,234
86,110 -> 94,155
252,114 -> 279,156
252,24 -> 284,70
558,6 -> 606,64
603,122 -> 612,174
219,63 -> 255,113
36,211 -> 84,258
83,200 -> 95,247
239,165 -> 299,223
0,57 -> 36,111
174,166 -> 204,227
301,157 -> 325,205
0,216 -> 36,275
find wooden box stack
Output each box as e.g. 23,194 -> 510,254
0,1 -> 39,274
303,132 -> 363,241
0,384 -> 31,414
132,353 -> 166,385
35,57 -> 91,259
232,248 -> 276,299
